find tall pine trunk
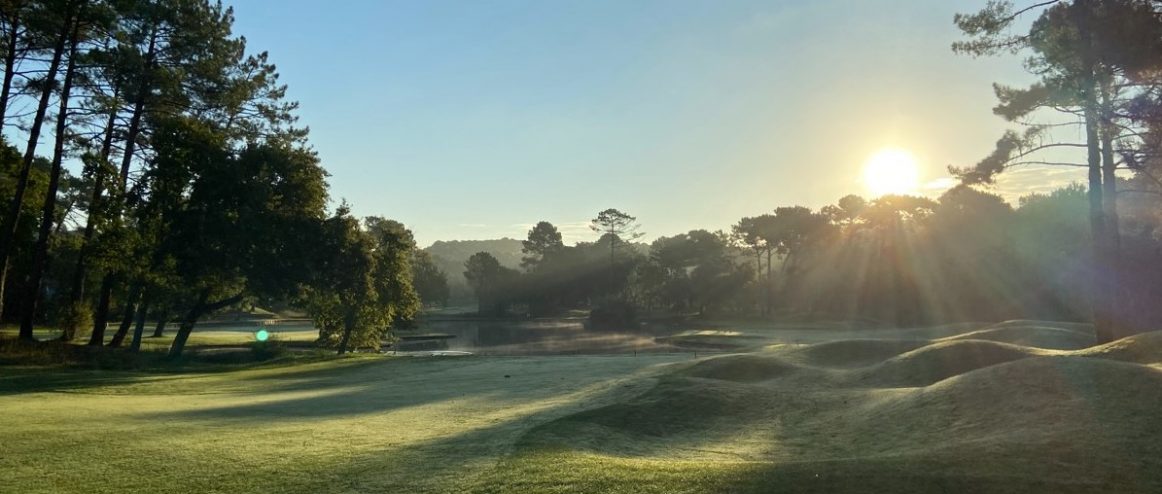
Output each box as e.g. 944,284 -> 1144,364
117,31 -> 156,189
86,275 -> 114,345
64,86 -> 121,334
151,309 -> 168,337
107,281 -> 141,347
168,289 -> 209,359
0,3 -> 72,322
168,291 -> 242,358
1085,102 -> 1116,343
754,250 -> 762,315
128,294 -> 150,352
1099,84 -> 1122,336
88,32 -> 157,337
0,12 -> 21,125
1076,0 -> 1117,344
17,15 -> 81,340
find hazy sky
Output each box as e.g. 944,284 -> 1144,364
231,0 -> 1074,246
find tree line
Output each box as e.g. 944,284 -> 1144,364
465,181 -> 1161,339
460,0 -> 1162,343
0,0 -> 445,356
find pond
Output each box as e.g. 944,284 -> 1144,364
198,317 -> 690,355
393,318 -> 683,355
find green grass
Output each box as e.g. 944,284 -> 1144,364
4,322 -> 1162,493
0,325 -> 318,349
0,353 -> 690,493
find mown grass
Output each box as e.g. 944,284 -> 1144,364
3,321 -> 1160,493
0,353 -> 689,493
0,324 -> 318,349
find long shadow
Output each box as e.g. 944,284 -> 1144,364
0,369 -> 180,396
157,361 -> 680,494
138,355 -> 682,422
218,361 -> 1161,494
0,353 -> 385,397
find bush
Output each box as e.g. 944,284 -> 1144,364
56,302 -> 93,341
249,338 -> 288,361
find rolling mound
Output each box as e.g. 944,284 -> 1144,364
781,339 -> 929,368
1073,330 -> 1162,364
858,339 -> 1044,387
982,319 -> 1095,334
940,325 -> 1095,350
507,326 -> 1162,491
676,354 -> 801,382
522,377 -> 774,454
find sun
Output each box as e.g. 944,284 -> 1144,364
863,148 -> 920,196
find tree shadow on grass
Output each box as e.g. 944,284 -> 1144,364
139,355 -> 683,422
0,352 -> 383,397
0,369 -> 180,396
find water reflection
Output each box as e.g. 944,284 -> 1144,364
393,318 -> 677,355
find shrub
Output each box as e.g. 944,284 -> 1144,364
249,338 -> 288,361
56,302 -> 93,341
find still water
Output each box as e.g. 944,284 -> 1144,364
208,317 -> 682,355
394,318 -> 676,355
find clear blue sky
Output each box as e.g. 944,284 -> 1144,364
230,0 -> 1064,247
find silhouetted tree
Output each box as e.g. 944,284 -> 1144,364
590,208 -> 644,291
521,221 -> 563,270
412,250 -> 449,307
953,0 -> 1162,341
464,251 -> 502,314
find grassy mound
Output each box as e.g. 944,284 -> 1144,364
1073,330 -> 1162,364
532,377 -> 767,438
983,319 -> 1094,334
847,357 -> 1162,468
940,325 -> 1094,350
518,376 -> 778,459
499,327 -> 1162,492
858,339 -> 1043,387
781,338 -> 929,368
676,354 -> 800,382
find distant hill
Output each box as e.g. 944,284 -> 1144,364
424,239 -> 524,303
423,237 -> 653,304
425,238 -> 524,272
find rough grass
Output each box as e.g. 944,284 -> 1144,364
4,321 -> 1162,493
